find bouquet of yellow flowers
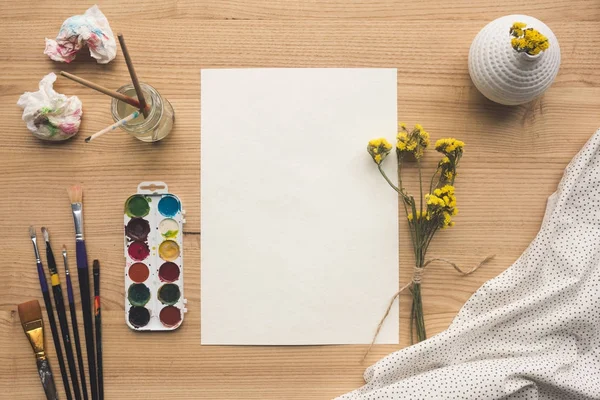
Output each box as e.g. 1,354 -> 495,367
366,123 -> 474,346
509,22 -> 549,56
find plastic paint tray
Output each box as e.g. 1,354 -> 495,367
124,182 -> 187,331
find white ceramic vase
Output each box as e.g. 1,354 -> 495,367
468,15 -> 561,105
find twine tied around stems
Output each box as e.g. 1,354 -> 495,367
361,255 -> 495,362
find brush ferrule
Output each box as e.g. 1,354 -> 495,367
71,203 -> 85,240
22,319 -> 45,354
62,250 -> 70,275
31,237 -> 42,263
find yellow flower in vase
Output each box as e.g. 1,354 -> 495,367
510,22 -> 549,56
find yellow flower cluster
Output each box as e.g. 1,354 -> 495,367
509,22 -> 527,37
426,185 -> 458,228
435,139 -> 464,184
510,22 -> 550,56
435,138 -> 465,154
407,210 -> 429,221
367,138 -> 393,165
397,123 -> 430,159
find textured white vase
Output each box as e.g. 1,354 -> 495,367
468,15 -> 561,105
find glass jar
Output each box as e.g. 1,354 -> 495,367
111,83 -> 175,142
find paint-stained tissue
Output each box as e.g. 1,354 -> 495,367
44,5 -> 116,64
17,73 -> 83,141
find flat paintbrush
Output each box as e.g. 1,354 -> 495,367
67,186 -> 98,400
42,228 -> 82,400
93,260 -> 103,400
29,226 -> 73,400
18,299 -> 59,400
63,246 -> 89,400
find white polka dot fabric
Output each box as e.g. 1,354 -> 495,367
338,129 -> 600,400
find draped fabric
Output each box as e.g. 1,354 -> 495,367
338,129 -> 600,400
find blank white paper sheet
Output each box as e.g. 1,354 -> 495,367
201,68 -> 399,345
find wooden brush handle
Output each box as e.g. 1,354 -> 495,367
36,357 -> 58,400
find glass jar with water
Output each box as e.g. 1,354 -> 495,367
111,83 -> 174,142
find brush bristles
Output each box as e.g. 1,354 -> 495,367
93,260 -> 100,270
18,300 -> 43,324
67,185 -> 83,204
29,225 -> 36,239
41,227 -> 49,242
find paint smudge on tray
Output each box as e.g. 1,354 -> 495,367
159,218 -> 179,238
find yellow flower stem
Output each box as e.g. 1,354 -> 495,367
410,199 -> 421,265
377,164 -> 400,194
398,159 -> 418,253
430,168 -> 440,194
417,158 -> 424,218
413,283 -> 426,341
410,293 -> 415,344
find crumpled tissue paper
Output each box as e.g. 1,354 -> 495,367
17,73 -> 83,141
44,5 -> 116,64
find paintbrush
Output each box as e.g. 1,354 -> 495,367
117,33 -> 149,118
93,260 -> 103,400
59,71 -> 149,112
67,186 -> 98,400
63,246 -> 89,400
42,228 -> 82,400
29,226 -> 73,400
85,110 -> 139,143
18,300 -> 59,400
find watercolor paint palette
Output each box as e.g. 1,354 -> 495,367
124,182 -> 187,331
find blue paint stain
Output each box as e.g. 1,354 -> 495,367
158,195 -> 180,217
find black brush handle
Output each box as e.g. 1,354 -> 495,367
52,284 -> 82,400
93,264 -> 103,400
76,240 -> 98,400
36,357 -> 58,400
47,239 -> 82,400
68,296 -> 89,400
42,289 -> 73,400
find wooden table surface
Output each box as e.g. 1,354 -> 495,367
1,1 -> 599,398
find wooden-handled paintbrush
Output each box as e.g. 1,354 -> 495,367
29,226 -> 73,400
18,299 -> 59,400
67,186 -> 98,400
63,246 -> 89,400
42,227 -> 82,400
60,71 -> 150,112
117,33 -> 149,118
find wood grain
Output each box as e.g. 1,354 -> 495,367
1,1 -> 599,399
